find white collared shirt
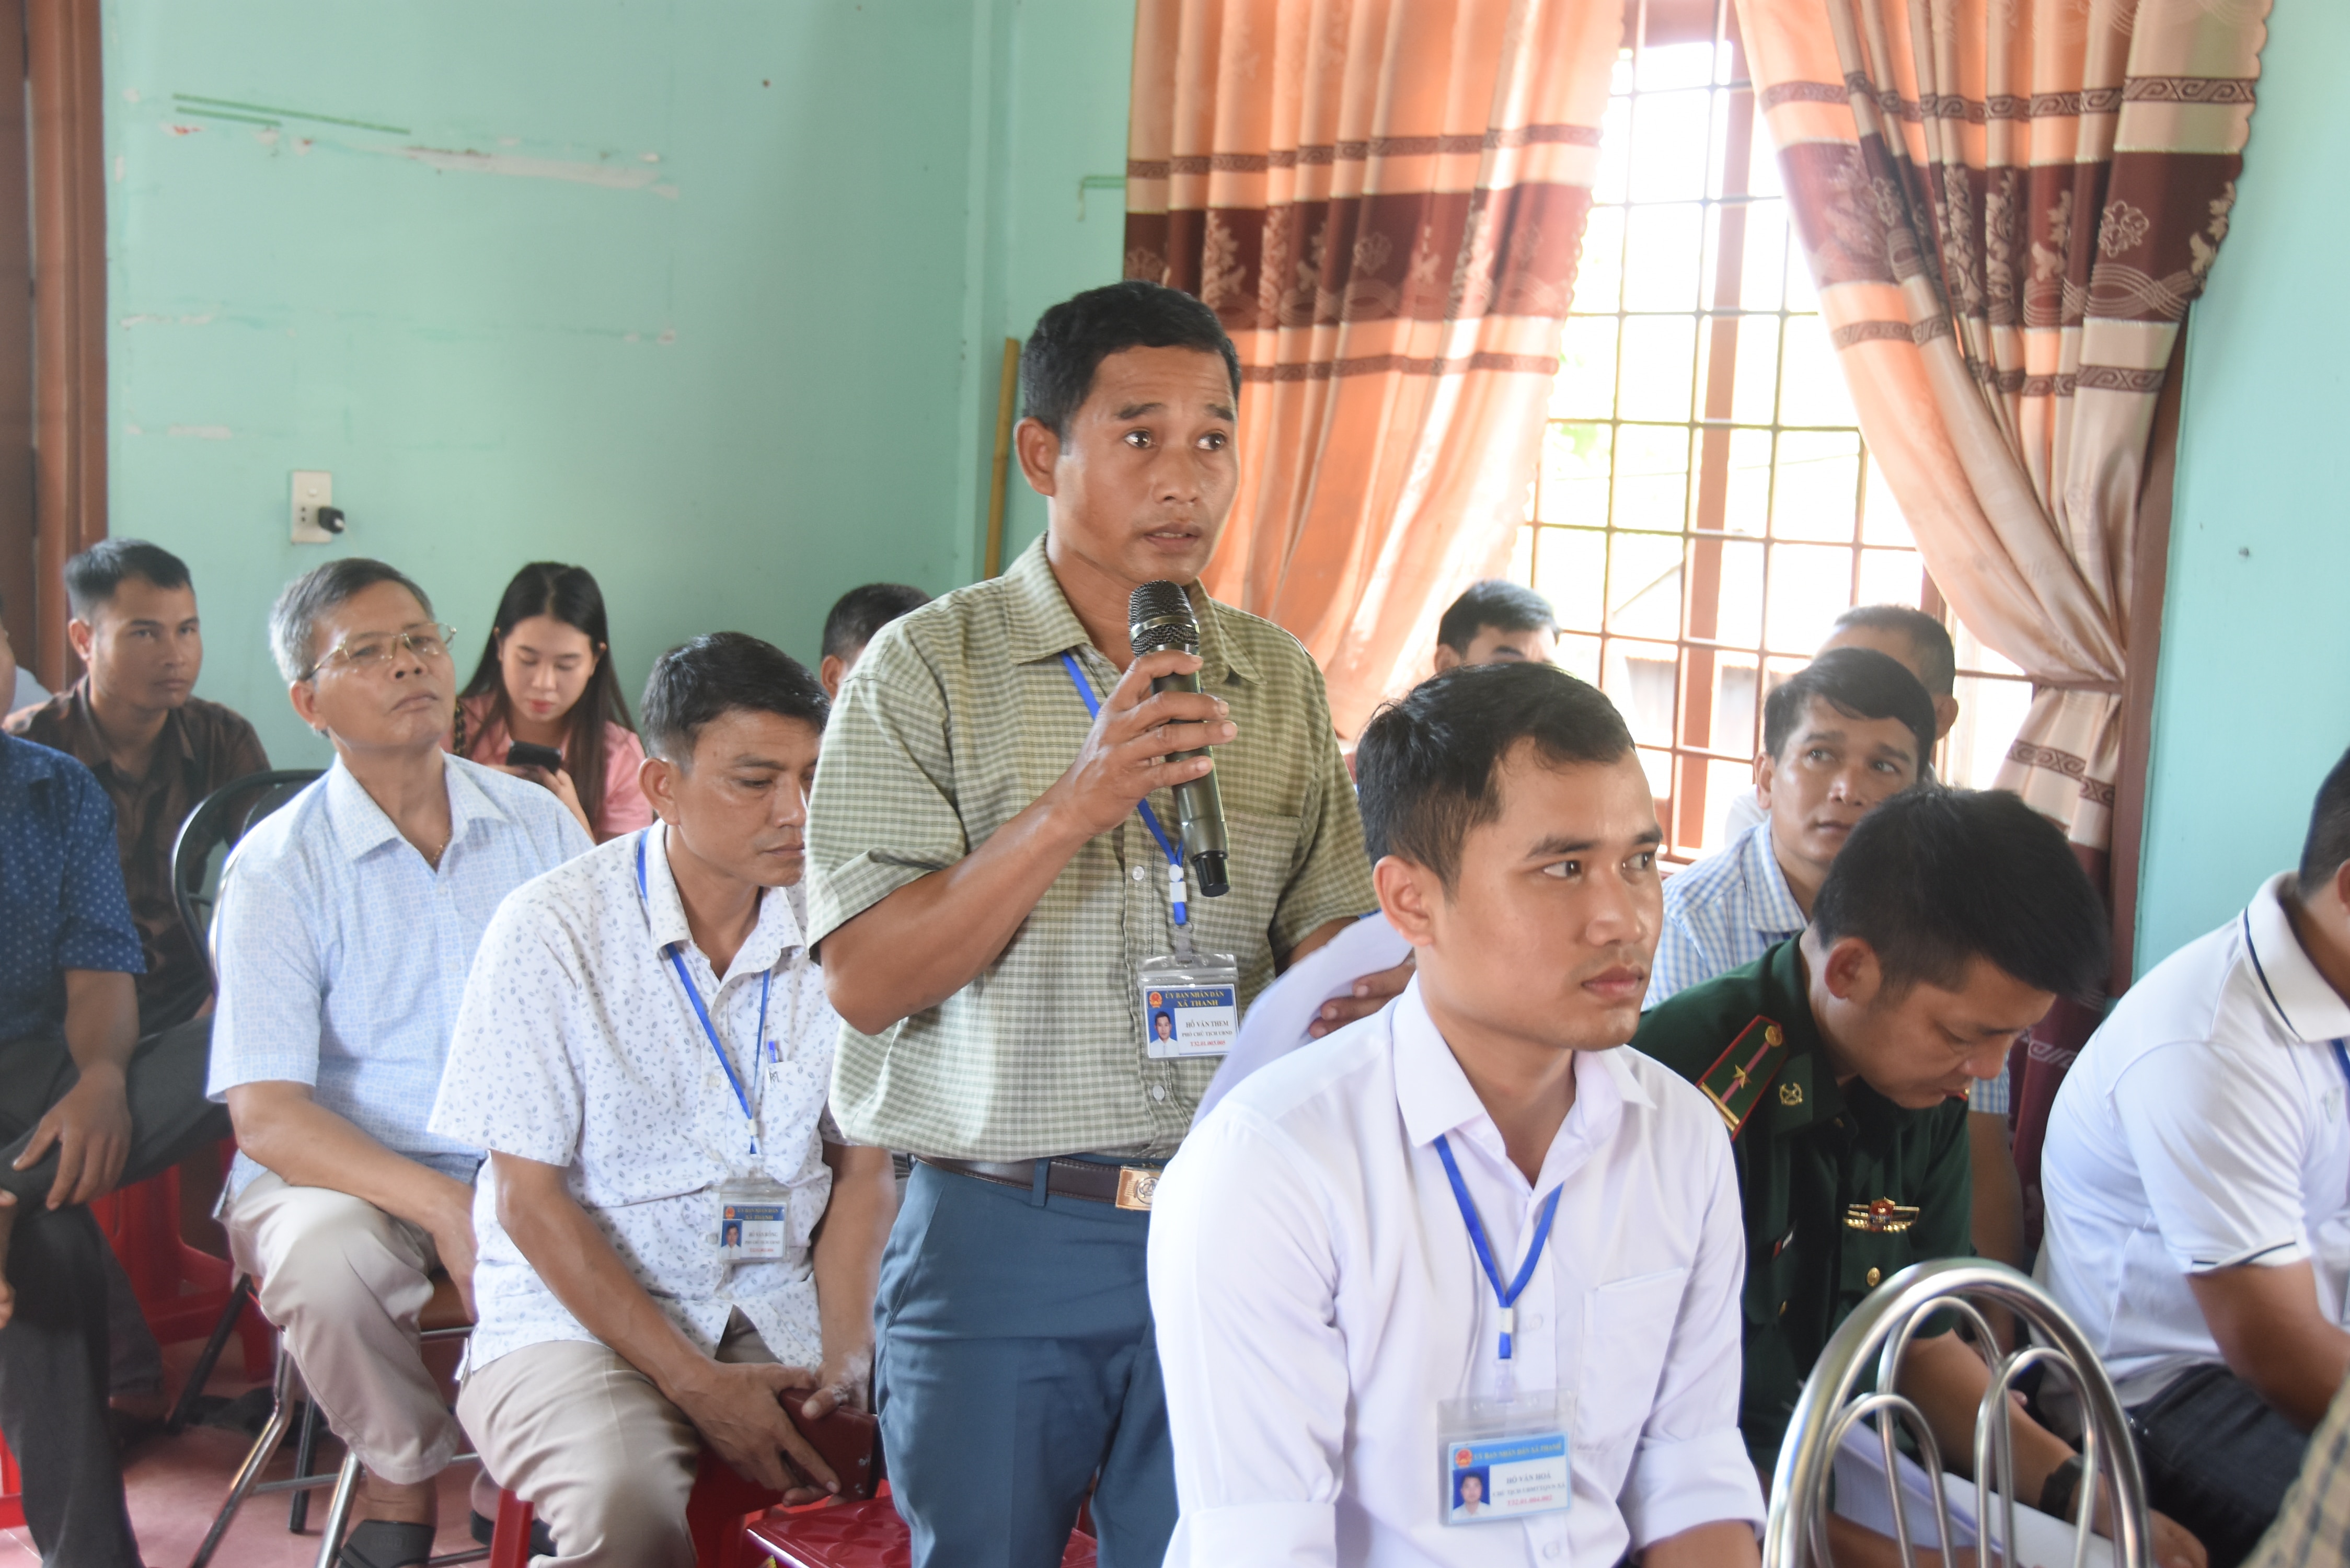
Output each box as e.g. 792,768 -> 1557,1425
1149,979 -> 1761,1568
430,824 -> 845,1372
210,755 -> 592,1196
2042,872 -> 2350,1405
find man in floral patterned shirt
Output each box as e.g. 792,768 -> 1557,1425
431,633 -> 895,1568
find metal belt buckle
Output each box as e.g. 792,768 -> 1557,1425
1115,1167 -> 1160,1212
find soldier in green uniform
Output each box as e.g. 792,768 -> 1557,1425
1634,788 -> 2207,1568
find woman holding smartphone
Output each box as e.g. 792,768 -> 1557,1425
451,561 -> 653,841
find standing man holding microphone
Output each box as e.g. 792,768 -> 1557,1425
807,280 -> 1388,1567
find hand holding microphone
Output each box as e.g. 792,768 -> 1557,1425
1050,647 -> 1234,844
1126,581 -> 1232,898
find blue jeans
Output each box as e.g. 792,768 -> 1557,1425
875,1161 -> 1175,1568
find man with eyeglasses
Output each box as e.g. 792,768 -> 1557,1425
209,558 -> 590,1568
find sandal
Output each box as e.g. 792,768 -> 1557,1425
338,1519 -> 437,1568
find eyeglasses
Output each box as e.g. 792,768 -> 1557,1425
307,622 -> 457,679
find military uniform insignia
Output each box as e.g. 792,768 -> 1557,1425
1779,1082 -> 1804,1106
1696,1016 -> 1789,1139
1844,1197 -> 1920,1233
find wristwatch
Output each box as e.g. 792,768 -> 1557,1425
2039,1454 -> 2086,1519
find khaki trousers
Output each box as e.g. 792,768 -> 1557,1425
457,1315 -> 775,1568
222,1171 -> 462,1484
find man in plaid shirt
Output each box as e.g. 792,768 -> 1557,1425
807,281 -> 1388,1568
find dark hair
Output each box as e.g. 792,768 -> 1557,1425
1832,604 -> 1957,697
1437,580 -> 1558,654
458,563 -> 637,833
1762,647 -> 1938,777
1021,280 -> 1242,440
1357,662 -> 1635,890
269,559 -> 434,682
1813,787 -> 2107,1002
640,632 -> 829,763
65,538 -> 192,618
2297,746 -> 2350,891
822,583 -> 931,662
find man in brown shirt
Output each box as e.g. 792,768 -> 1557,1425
7,539 -> 270,1033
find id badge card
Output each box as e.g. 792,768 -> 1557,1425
1438,1391 -> 1573,1525
1138,951 -> 1240,1058
715,1173 -> 792,1264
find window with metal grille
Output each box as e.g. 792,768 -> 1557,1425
1507,0 -> 2032,865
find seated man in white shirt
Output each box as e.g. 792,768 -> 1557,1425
210,559 -> 591,1568
2041,745 -> 2350,1568
1151,661 -> 1761,1568
432,632 -> 897,1568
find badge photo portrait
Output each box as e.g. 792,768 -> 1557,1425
1451,1465 -> 1491,1518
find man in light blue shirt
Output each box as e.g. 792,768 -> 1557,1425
209,559 -> 588,1567
1646,648 -> 1932,1011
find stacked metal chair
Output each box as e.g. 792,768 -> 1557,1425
1765,1258 -> 2151,1568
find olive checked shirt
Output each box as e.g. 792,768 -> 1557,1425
1632,937 -> 1974,1472
804,537 -> 1376,1163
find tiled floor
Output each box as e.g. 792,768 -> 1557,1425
1,1335 -> 490,1567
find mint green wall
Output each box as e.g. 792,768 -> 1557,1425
2136,0 -> 2341,970
103,0 -> 1131,765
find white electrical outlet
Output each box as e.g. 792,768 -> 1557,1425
292,470 -> 338,544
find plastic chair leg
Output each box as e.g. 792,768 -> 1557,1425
488,1489 -> 537,1568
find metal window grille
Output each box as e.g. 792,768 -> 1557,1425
1511,0 -> 2032,865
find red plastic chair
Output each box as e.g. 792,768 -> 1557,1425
489,1448 -> 782,1568
743,1485 -> 1100,1568
0,1144 -> 269,1539
89,1151 -> 271,1373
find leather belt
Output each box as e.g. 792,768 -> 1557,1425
919,1155 -> 1164,1212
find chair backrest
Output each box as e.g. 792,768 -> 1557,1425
1764,1258 -> 2149,1568
169,769 -> 323,993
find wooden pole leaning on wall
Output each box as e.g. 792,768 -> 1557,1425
984,337 -> 1020,579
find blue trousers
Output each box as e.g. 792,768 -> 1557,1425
875,1161 -> 1176,1568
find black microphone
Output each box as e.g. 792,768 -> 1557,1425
1128,580 -> 1230,898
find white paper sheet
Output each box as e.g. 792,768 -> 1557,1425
1192,913 -> 1412,1128
1831,1422 -> 2113,1568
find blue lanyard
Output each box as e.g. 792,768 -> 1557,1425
1058,650 -> 1189,927
636,831 -> 772,1155
1433,1134 -> 1562,1362
2332,1040 -> 2350,1094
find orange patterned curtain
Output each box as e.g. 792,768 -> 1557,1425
1737,0 -> 2268,1246
1124,0 -> 1622,736
1736,0 -> 2269,871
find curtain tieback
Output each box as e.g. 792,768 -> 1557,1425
2028,679 -> 2124,696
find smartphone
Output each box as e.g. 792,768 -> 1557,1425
505,741 -> 565,774
781,1391 -> 879,1500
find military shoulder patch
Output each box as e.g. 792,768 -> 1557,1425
1696,1015 -> 1788,1139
